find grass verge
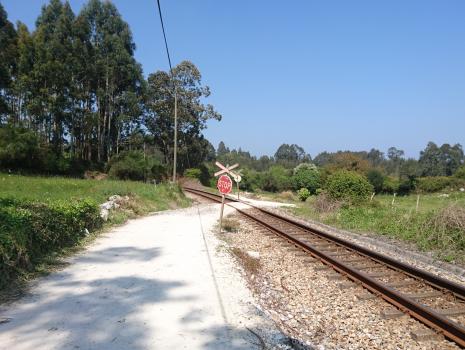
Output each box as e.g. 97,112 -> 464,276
0,173 -> 191,300
290,193 -> 465,264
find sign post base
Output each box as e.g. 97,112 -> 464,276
219,194 -> 225,233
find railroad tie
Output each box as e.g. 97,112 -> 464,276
339,282 -> 356,290
410,329 -> 443,342
386,280 -> 419,288
406,291 -> 443,300
326,273 -> 344,281
435,308 -> 465,317
380,308 -> 405,319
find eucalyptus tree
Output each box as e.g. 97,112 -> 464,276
11,22 -> 34,126
28,0 -> 76,151
0,3 -> 17,121
79,0 -> 144,162
145,61 -> 222,171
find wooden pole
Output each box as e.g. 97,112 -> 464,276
370,192 -> 375,202
172,88 -> 178,183
416,194 -> 420,212
392,193 -> 397,206
219,194 -> 225,233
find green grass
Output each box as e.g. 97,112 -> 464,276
290,192 -> 465,264
0,173 -> 191,301
373,192 -> 465,213
0,173 -> 191,215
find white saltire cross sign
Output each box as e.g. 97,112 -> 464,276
214,162 -> 239,179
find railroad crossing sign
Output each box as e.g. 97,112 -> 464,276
217,175 -> 233,195
215,161 -> 241,233
214,162 -> 239,178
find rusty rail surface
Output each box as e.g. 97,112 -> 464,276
184,186 -> 465,347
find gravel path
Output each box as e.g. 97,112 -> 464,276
0,203 -> 288,350
223,213 -> 462,350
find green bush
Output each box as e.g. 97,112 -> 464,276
382,177 -> 400,194
184,168 -> 202,180
416,176 -> 465,193
108,151 -> 166,182
0,126 -> 42,171
259,166 -> 292,192
366,169 -> 385,193
0,198 -> 102,289
325,170 -> 373,203
454,166 -> 465,180
398,178 -> 416,196
239,168 -> 261,192
297,188 -> 311,202
292,163 -> 321,194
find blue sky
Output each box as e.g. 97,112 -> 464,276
2,0 -> 465,159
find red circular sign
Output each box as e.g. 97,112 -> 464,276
217,175 -> 233,194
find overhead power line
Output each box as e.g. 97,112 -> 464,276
155,0 -> 178,183
156,0 -> 173,72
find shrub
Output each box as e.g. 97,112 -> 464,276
292,163 -> 321,194
382,177 -> 400,194
297,188 -> 310,202
278,191 -> 296,201
313,192 -> 343,213
108,151 -> 166,182
325,170 -> 373,203
421,205 -> 465,260
184,168 -> 202,180
366,169 -> 384,193
0,198 -> 102,289
198,164 -> 213,187
259,166 -> 292,192
454,166 -> 465,180
416,176 -> 465,193
239,168 -> 261,192
398,178 -> 416,196
0,126 -> 42,171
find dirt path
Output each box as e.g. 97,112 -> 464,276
0,204 -> 285,350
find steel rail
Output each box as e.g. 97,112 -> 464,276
184,186 -> 465,347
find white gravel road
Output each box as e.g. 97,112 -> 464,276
0,203 -> 286,350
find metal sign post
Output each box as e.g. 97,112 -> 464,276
233,174 -> 242,200
219,194 -> 225,233
217,174 -> 233,233
215,162 -> 240,233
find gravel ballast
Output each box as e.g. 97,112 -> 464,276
221,213 -> 462,350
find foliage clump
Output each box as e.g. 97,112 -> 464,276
366,169 -> 384,193
0,198 -> 102,289
259,166 -> 292,192
416,176 -> 465,193
107,151 -> 166,182
297,188 -> 310,202
454,166 -> 465,180
325,170 -> 373,203
292,163 -> 320,194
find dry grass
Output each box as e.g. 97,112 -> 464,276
231,248 -> 261,275
313,192 -> 343,214
429,205 -> 465,232
422,205 -> 465,262
278,191 -> 296,201
222,216 -> 241,233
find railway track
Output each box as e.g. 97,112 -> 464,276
184,186 -> 465,347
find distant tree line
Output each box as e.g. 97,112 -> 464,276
209,141 -> 465,195
0,1 -> 220,177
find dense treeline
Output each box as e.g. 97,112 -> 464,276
0,0 -> 220,176
209,141 -> 465,195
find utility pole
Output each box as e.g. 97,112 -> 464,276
156,0 -> 177,182
172,85 -> 178,182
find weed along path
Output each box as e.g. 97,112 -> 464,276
0,204 -> 284,350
